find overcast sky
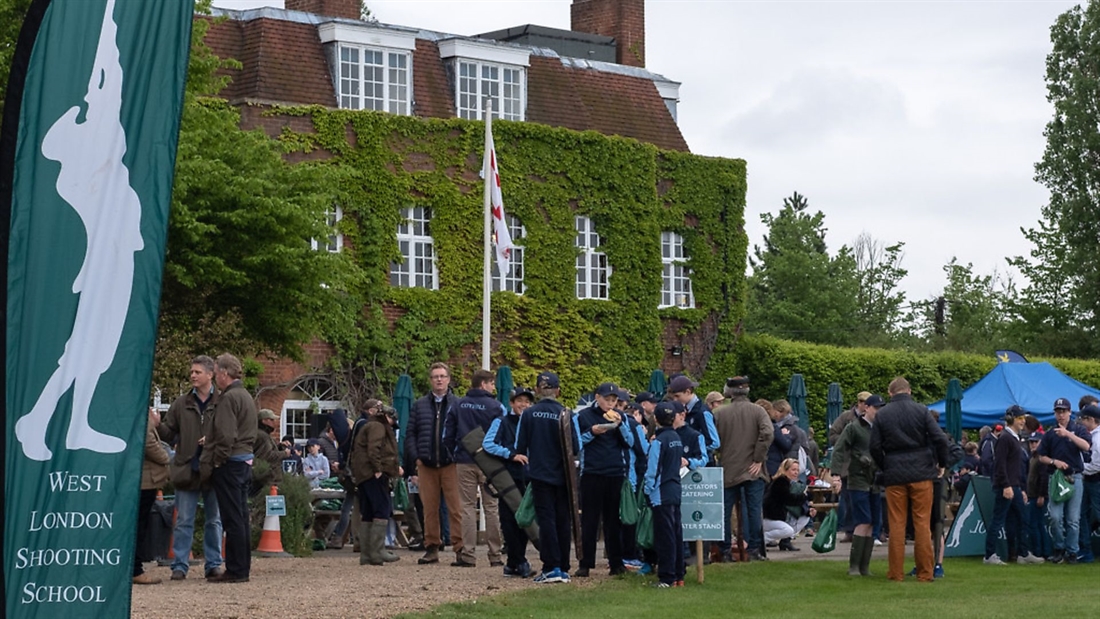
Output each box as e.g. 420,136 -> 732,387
212,0 -> 1078,302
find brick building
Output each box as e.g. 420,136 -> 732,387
199,0 -> 746,439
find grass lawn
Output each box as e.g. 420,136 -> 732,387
397,557 -> 1096,619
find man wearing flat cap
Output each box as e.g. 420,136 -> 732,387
984,405 -> 1044,565
713,376 -> 773,562
252,408 -> 287,490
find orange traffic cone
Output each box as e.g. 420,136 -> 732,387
256,486 -> 291,557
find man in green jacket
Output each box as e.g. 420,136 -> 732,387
833,394 -> 883,576
158,355 -> 224,581
202,353 -> 257,583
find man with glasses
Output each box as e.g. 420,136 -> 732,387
406,362 -> 464,566
1037,397 -> 1092,564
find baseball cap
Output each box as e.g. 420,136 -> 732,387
510,386 -> 535,402
864,394 -> 885,408
1054,397 -> 1072,411
594,382 -> 619,397
616,388 -> 631,401
668,375 -> 698,394
1028,431 -> 1043,442
1080,404 -> 1100,420
726,376 -> 750,388
654,401 -> 685,425
1005,404 -> 1027,421
635,391 -> 658,405
536,372 -> 560,389
994,424 -> 1004,432
258,408 -> 277,420
705,391 -> 725,406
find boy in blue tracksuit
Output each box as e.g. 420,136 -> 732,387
620,400 -> 650,568
645,401 -> 686,588
575,382 -> 635,577
483,387 -> 536,578
514,372 -> 581,584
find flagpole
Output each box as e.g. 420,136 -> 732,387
481,98 -> 493,371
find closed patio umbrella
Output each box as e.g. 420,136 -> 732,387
826,382 -> 843,428
647,370 -> 667,401
394,374 -> 413,466
787,374 -> 810,433
946,377 -> 963,442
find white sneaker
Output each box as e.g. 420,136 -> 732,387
873,539 -> 882,547
1017,554 -> 1045,564
983,555 -> 1006,565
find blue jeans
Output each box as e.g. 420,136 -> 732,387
985,486 -> 1029,559
1048,474 -> 1084,554
1079,478 -> 1100,558
722,479 -> 764,553
172,487 -> 223,574
1027,499 -> 1052,558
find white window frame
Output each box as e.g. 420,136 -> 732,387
575,216 -> 609,300
336,43 -> 411,115
492,215 -> 525,294
391,206 -> 438,289
456,60 -> 524,121
280,399 -> 343,444
438,39 -> 529,122
312,206 -> 343,253
660,231 -> 695,309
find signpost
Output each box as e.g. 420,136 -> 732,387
681,467 -> 724,583
265,494 -> 287,518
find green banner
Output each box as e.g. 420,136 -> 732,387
944,475 -> 1005,558
1,0 -> 191,616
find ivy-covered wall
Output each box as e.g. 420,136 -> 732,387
263,106 -> 748,401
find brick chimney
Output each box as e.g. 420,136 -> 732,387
570,0 -> 645,67
285,0 -> 360,20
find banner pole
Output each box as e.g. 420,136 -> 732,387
481,98 -> 493,371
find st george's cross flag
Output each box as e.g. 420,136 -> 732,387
0,0 -> 192,616
485,122 -> 514,276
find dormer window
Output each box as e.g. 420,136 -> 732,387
319,22 -> 416,115
439,39 -> 529,122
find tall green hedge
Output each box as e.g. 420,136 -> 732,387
730,334 -> 1100,436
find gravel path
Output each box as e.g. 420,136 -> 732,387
131,545 -> 586,619
130,538 -> 890,618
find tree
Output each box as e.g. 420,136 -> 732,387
1010,2 -> 1100,359
152,9 -> 357,389
852,232 -> 908,345
903,258 -> 1015,353
745,192 -> 861,346
0,0 -> 33,119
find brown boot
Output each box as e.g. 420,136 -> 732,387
133,573 -> 162,585
418,545 -> 440,565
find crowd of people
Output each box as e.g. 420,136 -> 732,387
134,359 -> 1100,590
